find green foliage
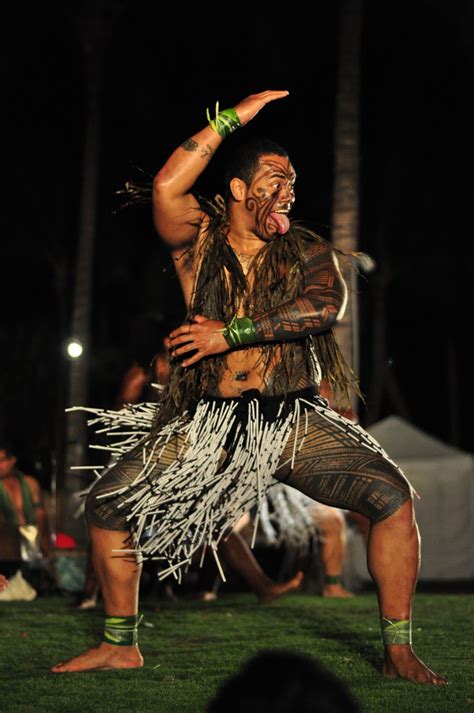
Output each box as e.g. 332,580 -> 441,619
0,593 -> 471,712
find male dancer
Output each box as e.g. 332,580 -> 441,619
53,90 -> 446,684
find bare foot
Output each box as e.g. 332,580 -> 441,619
383,645 -> 448,685
195,591 -> 218,602
322,583 -> 355,598
51,642 -> 143,673
257,571 -> 304,604
75,596 -> 98,610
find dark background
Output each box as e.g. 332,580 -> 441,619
1,0 -> 473,483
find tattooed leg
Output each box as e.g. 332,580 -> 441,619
274,407 -> 447,684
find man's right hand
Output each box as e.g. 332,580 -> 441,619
233,90 -> 289,126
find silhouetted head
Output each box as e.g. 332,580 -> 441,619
207,649 -> 360,713
0,441 -> 17,479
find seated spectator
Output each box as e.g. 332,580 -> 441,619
0,441 -> 53,595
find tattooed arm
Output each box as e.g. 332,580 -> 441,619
252,241 -> 347,342
152,90 -> 290,248
168,241 -> 347,366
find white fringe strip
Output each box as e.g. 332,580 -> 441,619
71,396 -> 301,581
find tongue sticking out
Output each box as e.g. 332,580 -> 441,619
269,212 -> 290,235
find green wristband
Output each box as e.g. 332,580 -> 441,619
206,101 -> 241,139
381,617 -> 412,646
222,316 -> 257,348
102,614 -> 142,646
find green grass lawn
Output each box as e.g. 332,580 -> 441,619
0,593 -> 472,712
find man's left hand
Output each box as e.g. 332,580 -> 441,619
168,315 -> 229,367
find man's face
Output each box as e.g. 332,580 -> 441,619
244,154 -> 296,239
0,450 -> 16,478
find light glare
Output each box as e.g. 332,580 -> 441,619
67,340 -> 83,358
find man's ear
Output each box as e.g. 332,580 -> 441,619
229,177 -> 247,202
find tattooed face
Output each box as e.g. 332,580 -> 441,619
244,154 -> 296,240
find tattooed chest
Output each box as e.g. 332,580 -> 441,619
223,264 -> 257,315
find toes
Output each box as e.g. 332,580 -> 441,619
415,669 -> 448,685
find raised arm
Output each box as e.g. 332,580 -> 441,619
152,91 -> 290,249
152,126 -> 222,248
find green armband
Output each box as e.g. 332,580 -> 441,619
206,101 -> 241,139
381,617 -> 412,645
103,614 -> 142,646
222,316 -> 257,348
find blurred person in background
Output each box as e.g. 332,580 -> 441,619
0,441 -> 54,599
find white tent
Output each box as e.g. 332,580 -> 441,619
346,416 -> 474,582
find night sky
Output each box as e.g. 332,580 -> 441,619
1,0 -> 473,482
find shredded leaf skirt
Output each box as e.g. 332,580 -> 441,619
69,386 -> 414,581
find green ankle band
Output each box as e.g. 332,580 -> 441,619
206,102 -> 241,138
381,617 -> 412,646
222,316 -> 257,348
103,614 -> 141,646
325,574 -> 341,585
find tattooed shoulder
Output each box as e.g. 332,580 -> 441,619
301,238 -> 334,264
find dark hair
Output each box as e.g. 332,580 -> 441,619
207,649 -> 359,713
223,137 -> 289,203
0,441 -> 15,458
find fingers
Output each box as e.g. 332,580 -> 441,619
265,89 -> 290,98
169,326 -> 189,340
169,336 -> 204,365
169,325 -> 194,345
169,315 -> 207,340
252,90 -> 289,98
181,350 -> 204,367
252,90 -> 290,104
169,331 -> 205,364
170,332 -> 194,347
167,316 -> 222,368
173,342 -> 198,357
235,90 -> 290,126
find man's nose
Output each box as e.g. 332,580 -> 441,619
280,185 -> 295,206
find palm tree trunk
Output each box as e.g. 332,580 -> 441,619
58,0 -> 126,541
60,46 -> 103,540
331,0 -> 362,411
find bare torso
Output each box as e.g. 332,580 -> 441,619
172,217 -> 292,397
